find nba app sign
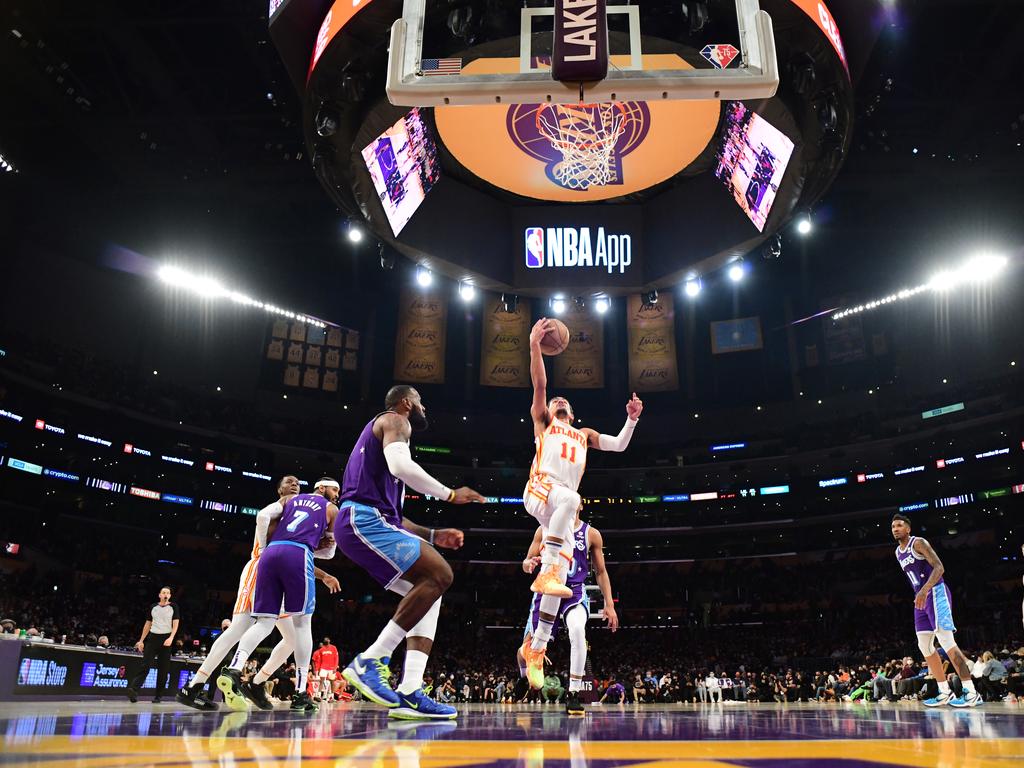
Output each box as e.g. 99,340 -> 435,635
525,226 -> 631,274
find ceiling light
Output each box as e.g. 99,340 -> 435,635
728,260 -> 745,283
458,280 -> 475,301
550,296 -> 566,315
416,266 -> 433,287
684,276 -> 701,297
594,296 -> 609,314
347,221 -> 364,243
796,213 -> 813,236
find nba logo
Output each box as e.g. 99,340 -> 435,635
525,227 -> 544,268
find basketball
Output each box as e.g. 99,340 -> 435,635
540,319 -> 570,356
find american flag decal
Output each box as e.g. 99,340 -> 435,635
420,58 -> 463,76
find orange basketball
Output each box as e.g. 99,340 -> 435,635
540,319 -> 570,356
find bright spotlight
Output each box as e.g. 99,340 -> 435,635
550,296 -> 566,315
797,213 -> 813,236
684,276 -> 701,298
594,296 -> 610,314
928,270 -> 957,292
728,260 -> 745,283
458,280 -> 475,301
416,266 -> 433,287
964,252 -> 1008,282
347,221 -> 364,243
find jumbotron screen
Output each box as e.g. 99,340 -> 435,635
714,102 -> 795,232
360,108 -> 441,236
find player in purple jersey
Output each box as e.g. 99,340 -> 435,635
338,385 -> 485,720
891,513 -> 981,708
518,506 -> 617,715
218,478 -> 340,713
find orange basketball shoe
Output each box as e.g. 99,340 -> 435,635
519,638 -> 547,690
530,566 -> 572,598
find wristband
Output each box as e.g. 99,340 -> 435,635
446,488 -> 455,502
429,529 -> 436,545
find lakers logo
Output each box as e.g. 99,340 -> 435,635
407,298 -> 442,319
507,102 -> 651,191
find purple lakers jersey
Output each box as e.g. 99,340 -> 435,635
340,413 -> 406,526
271,493 -> 329,550
895,536 -> 942,592
566,522 -> 590,586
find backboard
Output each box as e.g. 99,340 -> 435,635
386,0 -> 778,107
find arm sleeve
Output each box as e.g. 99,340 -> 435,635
383,441 -> 453,500
255,501 -> 284,550
597,417 -> 638,452
172,604 -> 180,621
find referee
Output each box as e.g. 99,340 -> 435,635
127,586 -> 180,703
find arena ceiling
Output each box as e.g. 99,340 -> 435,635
1,0 -> 1022,302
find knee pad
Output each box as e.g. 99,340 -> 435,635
565,605 -> 587,646
917,631 -> 936,659
934,628 -> 957,653
407,596 -> 441,640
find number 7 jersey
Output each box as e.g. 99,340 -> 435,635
529,417 -> 589,492
270,493 -> 330,550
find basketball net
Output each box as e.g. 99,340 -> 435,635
536,102 -> 627,190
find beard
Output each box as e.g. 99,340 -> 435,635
409,408 -> 429,431
555,408 -> 570,421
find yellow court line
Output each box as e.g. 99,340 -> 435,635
4,737 -> 1024,768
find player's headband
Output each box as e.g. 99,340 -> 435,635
314,479 -> 340,490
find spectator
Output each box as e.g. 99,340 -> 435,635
974,651 -> 1008,701
706,672 -> 722,703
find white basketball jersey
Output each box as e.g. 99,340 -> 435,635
530,418 -> 588,492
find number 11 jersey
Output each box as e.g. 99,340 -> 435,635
530,417 -> 588,492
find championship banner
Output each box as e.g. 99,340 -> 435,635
626,294 -> 679,392
553,300 -> 604,389
394,286 -> 447,384
480,294 -> 531,388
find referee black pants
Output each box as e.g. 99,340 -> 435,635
131,633 -> 172,696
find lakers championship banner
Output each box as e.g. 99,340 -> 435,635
553,301 -> 604,389
394,286 -> 447,384
480,294 -> 531,387
627,294 -> 679,392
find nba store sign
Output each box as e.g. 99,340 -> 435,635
525,226 -> 631,275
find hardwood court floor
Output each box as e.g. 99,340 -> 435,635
2,700 -> 1023,767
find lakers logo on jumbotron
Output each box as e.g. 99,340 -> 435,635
507,102 -> 650,191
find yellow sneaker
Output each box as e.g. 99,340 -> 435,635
519,639 -> 547,690
530,567 -> 572,598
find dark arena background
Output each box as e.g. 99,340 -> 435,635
0,0 -> 1023,765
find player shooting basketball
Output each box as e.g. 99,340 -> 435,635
519,317 -> 642,688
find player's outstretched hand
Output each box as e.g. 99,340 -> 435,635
451,487 -> 486,504
433,528 -> 464,550
320,573 -> 341,593
529,317 -> 554,347
522,555 -> 541,574
603,606 -> 620,632
626,392 -> 644,419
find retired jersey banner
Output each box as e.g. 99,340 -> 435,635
394,286 -> 447,384
626,294 -> 679,392
553,301 -> 604,389
480,294 -> 531,387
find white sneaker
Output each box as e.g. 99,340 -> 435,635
923,691 -> 953,707
949,690 -> 983,708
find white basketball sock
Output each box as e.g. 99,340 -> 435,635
364,620 -> 407,659
397,650 -> 429,695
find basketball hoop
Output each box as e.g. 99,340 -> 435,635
535,102 -> 628,190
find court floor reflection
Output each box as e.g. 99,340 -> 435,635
1,701 -> 1022,768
